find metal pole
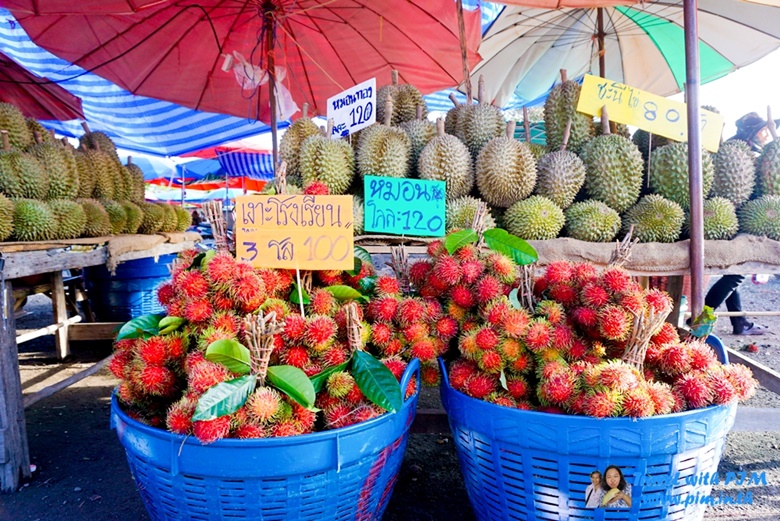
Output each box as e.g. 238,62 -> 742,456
684,0 -> 704,318
264,7 -> 278,170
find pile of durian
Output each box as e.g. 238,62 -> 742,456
280,69 -> 780,244
0,102 -> 190,242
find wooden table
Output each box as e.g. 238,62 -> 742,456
0,236 -> 199,491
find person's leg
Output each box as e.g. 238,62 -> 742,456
723,283 -> 751,333
705,275 -> 748,332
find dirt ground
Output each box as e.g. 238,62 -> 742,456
2,274 -> 780,521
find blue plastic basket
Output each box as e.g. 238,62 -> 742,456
111,359 -> 420,521
84,254 -> 176,322
439,355 -> 737,521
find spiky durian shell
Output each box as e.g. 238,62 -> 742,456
475,137 -> 536,208
581,134 -> 644,213
711,140 -> 756,206
27,141 -> 78,200
110,161 -> 128,201
47,199 -> 87,239
595,121 -> 630,139
280,117 -> 320,184
622,194 -> 684,243
353,195 -> 364,235
26,119 -> 54,144
299,134 -> 355,195
756,140 -> 780,197
0,193 -> 13,240
445,195 -> 496,232
159,203 -> 178,233
173,206 -> 192,232
1,149 -> 50,199
503,195 -> 564,240
527,143 -> 548,162
73,150 -> 97,198
564,200 -> 620,242
124,163 -> 147,203
377,83 -> 427,126
543,81 -> 595,154
80,131 -> 121,167
534,150 -> 586,209
648,143 -> 714,210
78,198 -> 111,237
631,129 -> 675,164
458,103 -> 505,162
137,202 -> 165,234
445,104 -> 469,140
356,124 -> 411,178
81,148 -> 115,200
101,199 -> 127,234
418,133 -> 473,200
121,201 -> 143,234
739,195 -> 780,240
684,197 -> 738,240
0,102 -> 33,149
12,198 -> 57,241
0,150 -> 24,197
400,118 -> 436,174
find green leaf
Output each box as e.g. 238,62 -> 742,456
444,229 -> 478,255
483,228 -> 538,266
325,285 -> 363,302
116,313 -> 164,340
289,282 -> 311,305
158,316 -> 185,335
499,368 -> 508,391
310,361 -> 351,393
352,351 -> 402,412
267,365 -> 316,409
192,375 -> 256,421
358,275 -> 377,296
205,339 -> 252,374
347,257 -> 362,276
353,246 -> 373,269
200,249 -> 217,267
188,252 -> 206,270
508,288 -> 522,310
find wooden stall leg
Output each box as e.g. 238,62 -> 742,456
667,275 -> 685,328
51,271 -> 70,360
0,280 -> 31,491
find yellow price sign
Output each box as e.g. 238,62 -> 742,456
577,74 -> 724,153
235,195 -> 354,270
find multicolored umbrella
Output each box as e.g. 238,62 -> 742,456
467,0 -> 780,107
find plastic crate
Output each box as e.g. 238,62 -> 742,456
111,359 -> 420,521
439,355 -> 737,521
83,254 -> 176,321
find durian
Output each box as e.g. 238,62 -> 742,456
622,194 -> 684,243
125,158 -> 147,203
376,70 -> 427,126
299,122 -> 355,194
475,122 -> 537,208
684,197 -> 738,240
121,201 -> 143,234
73,148 -> 97,199
400,106 -> 437,174
47,199 -> 86,239
543,71 -> 595,154
564,200 -> 620,242
102,199 -> 128,234
631,129 -> 675,164
756,140 -> 780,197
503,195 -> 564,240
458,77 -> 505,163
711,140 -> 756,206
12,199 -> 58,241
173,206 -> 192,232
279,104 -> 321,184
27,136 -> 78,200
26,119 -> 54,144
446,195 -> 496,232
648,142 -> 714,210
0,103 -> 33,149
0,132 -> 49,199
79,123 -> 121,168
79,199 -> 111,237
79,147 -> 115,200
444,93 -> 469,140
356,97 -> 411,179
159,203 -> 179,233
418,119 -> 473,200
137,201 -> 165,234
353,195 -> 364,235
534,117 -> 586,209
0,193 -> 13,240
739,195 -> 780,240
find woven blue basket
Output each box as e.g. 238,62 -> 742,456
111,359 -> 420,521
439,355 -> 737,521
84,254 -> 176,321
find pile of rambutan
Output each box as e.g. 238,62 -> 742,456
110,248 -> 415,443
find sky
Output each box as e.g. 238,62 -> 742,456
671,48 -> 780,140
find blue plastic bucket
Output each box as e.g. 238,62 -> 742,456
83,254 -> 176,322
111,359 -> 420,521
439,356 -> 737,521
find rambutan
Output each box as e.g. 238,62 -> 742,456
551,325 -> 575,350
283,314 -> 306,343
156,282 -> 176,306
116,381 -> 137,404
382,338 -> 405,357
474,327 -> 500,351
166,395 -> 196,434
449,285 -> 474,309
580,283 -> 610,309
320,345 -> 349,368
303,315 -> 337,347
536,300 -> 567,326
600,267 -> 635,293
324,402 -> 354,429
136,336 -> 169,366
503,309 -> 531,339
232,273 -> 266,313
646,381 -> 676,415
374,275 -> 401,296
570,307 -> 597,329
395,299 -> 427,328
582,389 -> 623,418
308,288 -> 338,316
463,374 -> 497,399
424,298 -> 443,319
644,288 -> 672,314
688,340 -> 718,371
486,253 -> 516,284
617,291 -> 646,315
184,299 -> 213,323
409,261 -> 432,288
547,283 -> 578,308
193,415 -> 232,444
567,339 -> 588,360
478,350 -> 504,373
256,269 -> 282,297
271,420 -> 304,437
597,305 -> 631,341
544,261 -> 575,285
533,277 -> 549,298
448,360 -> 478,391
211,292 -> 234,312
343,263 -> 375,289
234,423 -> 267,439
708,370 -> 737,405
188,360 -> 231,394
433,255 -> 462,286
178,270 -> 210,299
454,244 -> 478,262
303,180 -> 330,195
571,262 -> 599,284
259,298 -> 291,319
538,370 -> 577,405
434,316 -> 459,340
303,363 -> 323,377
598,360 -> 640,392
506,376 -> 530,400
327,371 -> 356,398
474,275 -> 503,304
651,321 -> 679,346
246,387 -> 283,422
622,385 -> 656,417
421,364 -> 441,386
426,240 -> 446,258
133,363 -> 177,396
382,357 -> 408,380
483,298 -> 511,327
402,323 -> 430,343
524,319 -> 552,352
410,338 -> 438,363
460,259 -> 486,285
291,403 -> 317,432
204,253 -> 238,287
109,351 -> 133,380
486,393 -> 517,408
508,352 -> 534,374
197,327 -> 235,351
658,342 -> 692,376
497,337 -> 522,361
722,364 -> 758,400
316,270 -> 344,287
370,322 -> 393,347
674,372 -> 713,409
210,311 -> 240,334
446,302 -> 469,324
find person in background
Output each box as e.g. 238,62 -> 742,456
597,465 -> 632,508
191,209 -> 203,227
585,470 -> 602,508
702,112 -> 773,336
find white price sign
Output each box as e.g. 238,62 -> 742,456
327,78 -> 376,138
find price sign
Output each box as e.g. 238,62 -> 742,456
364,176 -> 446,237
235,195 -> 354,270
577,74 -> 724,153
327,78 -> 376,138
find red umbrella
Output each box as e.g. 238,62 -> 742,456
0,50 -> 83,120
3,1 -> 482,123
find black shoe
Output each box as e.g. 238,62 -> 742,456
733,323 -> 768,335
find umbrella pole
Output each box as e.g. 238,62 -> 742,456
597,8 -> 606,78
265,9 -> 279,171
684,0 -> 704,318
